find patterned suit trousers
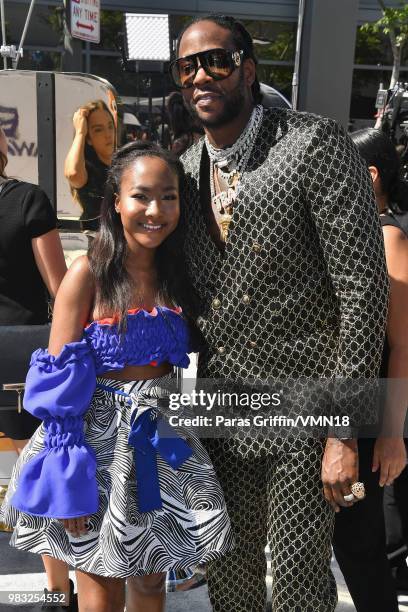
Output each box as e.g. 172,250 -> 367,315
204,436 -> 338,612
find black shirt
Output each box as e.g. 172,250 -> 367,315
380,211 -> 408,377
0,179 -> 57,324
76,155 -> 109,231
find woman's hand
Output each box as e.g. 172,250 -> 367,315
372,436 -> 407,486
65,111 -> 89,186
73,108 -> 89,136
61,516 -> 89,537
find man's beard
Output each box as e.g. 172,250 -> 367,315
185,75 -> 246,129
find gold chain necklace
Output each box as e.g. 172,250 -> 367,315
206,105 -> 264,242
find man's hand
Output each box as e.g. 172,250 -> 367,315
322,438 -> 359,512
372,436 -> 407,487
60,516 -> 89,537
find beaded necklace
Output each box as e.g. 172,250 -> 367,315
205,105 -> 263,241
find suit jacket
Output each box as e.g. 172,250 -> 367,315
181,108 -> 388,431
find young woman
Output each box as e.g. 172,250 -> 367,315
1,141 -> 233,612
64,100 -> 115,231
333,128 -> 408,612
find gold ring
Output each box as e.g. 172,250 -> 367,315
351,481 -> 365,500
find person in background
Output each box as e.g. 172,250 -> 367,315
167,92 -> 204,156
154,114 -> 172,149
139,125 -> 153,142
333,127 -> 408,612
0,126 -> 66,449
64,100 -> 115,232
0,127 -> 76,611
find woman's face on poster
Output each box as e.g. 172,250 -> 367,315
87,108 -> 115,160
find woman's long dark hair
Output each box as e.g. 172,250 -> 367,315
176,14 -> 262,105
0,152 -> 6,178
0,127 -> 7,178
88,140 -> 198,326
351,128 -> 408,212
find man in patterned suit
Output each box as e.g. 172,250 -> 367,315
170,14 -> 389,612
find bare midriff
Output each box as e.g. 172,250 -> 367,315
102,362 -> 173,381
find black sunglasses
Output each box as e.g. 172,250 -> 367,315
170,48 -> 244,89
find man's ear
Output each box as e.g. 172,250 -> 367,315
368,165 -> 379,186
243,58 -> 256,88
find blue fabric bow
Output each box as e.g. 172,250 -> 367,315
96,383 -> 192,513
128,408 -> 193,513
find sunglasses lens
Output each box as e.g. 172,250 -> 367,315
171,58 -> 196,89
204,50 -> 234,80
170,49 -> 240,88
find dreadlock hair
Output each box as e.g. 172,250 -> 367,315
176,14 -> 262,105
88,140 -> 199,327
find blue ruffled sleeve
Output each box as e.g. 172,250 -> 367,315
11,340 -> 98,519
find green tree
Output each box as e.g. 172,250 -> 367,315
98,10 -> 123,51
355,26 -> 386,65
361,0 -> 408,88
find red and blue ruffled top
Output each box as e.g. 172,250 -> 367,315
84,306 -> 191,372
10,306 -> 191,519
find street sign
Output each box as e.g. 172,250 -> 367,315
70,0 -> 100,44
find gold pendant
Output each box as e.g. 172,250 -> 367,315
213,192 -> 226,213
219,213 -> 232,242
227,171 -> 240,188
213,188 -> 236,214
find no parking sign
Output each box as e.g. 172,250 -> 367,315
70,0 -> 100,44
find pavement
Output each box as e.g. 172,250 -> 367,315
1,357 -> 408,610
1,530 -> 408,611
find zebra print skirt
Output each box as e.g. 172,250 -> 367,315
0,375 -> 234,578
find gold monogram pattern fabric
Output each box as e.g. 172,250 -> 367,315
182,108 -> 388,440
205,437 -> 337,612
181,108 -> 388,611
